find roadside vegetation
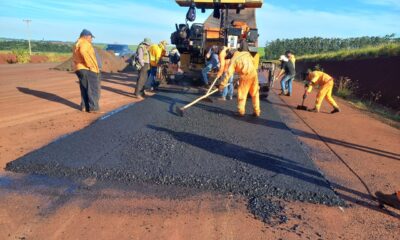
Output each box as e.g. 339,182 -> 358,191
298,43 -> 400,61
332,76 -> 400,125
264,34 -> 400,60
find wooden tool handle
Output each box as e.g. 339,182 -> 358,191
206,78 -> 219,95
182,89 -> 219,110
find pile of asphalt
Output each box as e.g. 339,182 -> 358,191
6,87 -> 344,222
52,47 -> 127,73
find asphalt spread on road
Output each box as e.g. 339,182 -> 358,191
6,86 -> 344,223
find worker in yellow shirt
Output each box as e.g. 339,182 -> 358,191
304,70 -> 340,113
72,29 -> 101,113
148,40 -> 167,90
219,49 -> 260,117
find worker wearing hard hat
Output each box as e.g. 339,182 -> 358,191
219,49 -> 260,117
148,40 -> 168,90
133,37 -> 152,99
216,46 -> 233,101
303,70 -> 340,113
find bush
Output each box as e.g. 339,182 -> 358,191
11,49 -> 30,63
335,76 -> 357,99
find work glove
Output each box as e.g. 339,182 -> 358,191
218,84 -> 225,92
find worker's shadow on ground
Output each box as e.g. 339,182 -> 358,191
148,124 -> 400,219
147,125 -> 332,190
101,72 -> 137,88
152,88 -> 202,116
153,96 -> 400,218
16,87 -> 81,110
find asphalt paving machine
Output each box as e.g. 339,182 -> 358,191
170,0 -> 263,83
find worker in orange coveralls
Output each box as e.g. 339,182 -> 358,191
219,48 -> 260,117
375,190 -> 400,210
303,70 -> 340,113
216,46 -> 233,101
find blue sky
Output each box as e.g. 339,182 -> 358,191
0,0 -> 399,45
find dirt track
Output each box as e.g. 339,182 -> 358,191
0,63 -> 399,239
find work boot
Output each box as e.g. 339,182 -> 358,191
375,191 -> 400,210
133,94 -> 144,100
286,92 -> 292,97
227,96 -> 233,100
234,111 -> 245,117
252,112 -> 261,117
309,108 -> 319,113
331,107 -> 340,114
217,97 -> 226,101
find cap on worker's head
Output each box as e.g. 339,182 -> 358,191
142,38 -> 152,45
80,29 -> 95,38
279,55 -> 288,62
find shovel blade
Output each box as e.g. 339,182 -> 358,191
176,106 -> 184,117
296,105 -> 308,111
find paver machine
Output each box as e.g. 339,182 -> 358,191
170,0 -> 264,84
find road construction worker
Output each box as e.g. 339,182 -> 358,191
72,29 -> 101,113
216,46 -> 233,101
201,45 -> 220,86
303,70 -> 340,113
148,40 -> 167,90
285,50 -> 296,66
276,54 -> 295,96
376,190 -> 400,210
169,47 -> 181,73
133,37 -> 152,99
219,49 -> 260,117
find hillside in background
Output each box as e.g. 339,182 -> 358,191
0,38 -> 137,53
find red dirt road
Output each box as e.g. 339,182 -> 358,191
0,63 -> 399,239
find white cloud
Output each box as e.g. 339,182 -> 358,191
362,0 -> 400,9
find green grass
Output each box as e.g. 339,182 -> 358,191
297,43 -> 400,61
257,47 -> 265,59
0,50 -> 71,63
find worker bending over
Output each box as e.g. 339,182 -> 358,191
219,49 -> 260,117
304,70 -> 340,113
148,40 -> 167,90
216,46 -> 233,101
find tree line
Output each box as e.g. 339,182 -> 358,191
264,34 -> 400,59
0,40 -> 73,53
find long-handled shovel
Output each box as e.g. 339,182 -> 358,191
176,89 -> 219,117
296,93 -> 308,111
200,77 -> 219,103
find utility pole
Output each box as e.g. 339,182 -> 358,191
23,19 -> 32,55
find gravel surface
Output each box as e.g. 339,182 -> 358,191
6,87 -> 344,221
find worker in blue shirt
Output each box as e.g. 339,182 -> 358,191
201,45 -> 220,86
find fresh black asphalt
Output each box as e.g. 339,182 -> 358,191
6,87 -> 344,222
